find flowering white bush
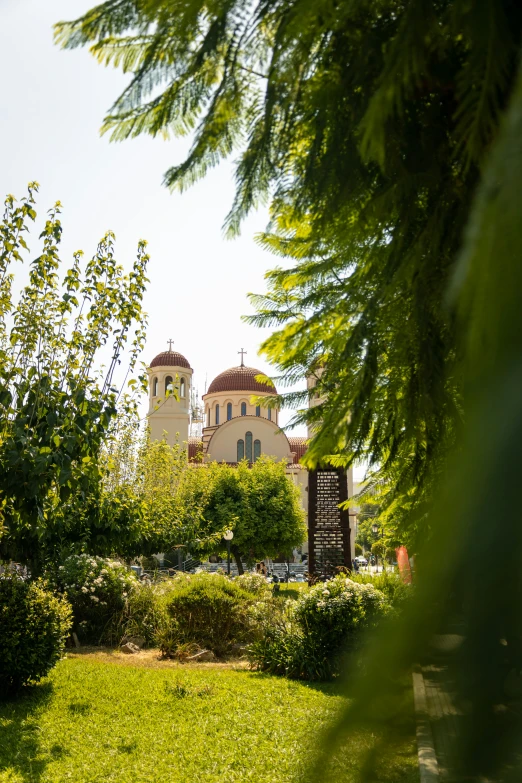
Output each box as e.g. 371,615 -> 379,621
52,554 -> 137,643
248,574 -> 391,680
293,574 -> 390,651
235,573 -> 270,595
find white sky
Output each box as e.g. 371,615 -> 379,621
0,0 -> 365,479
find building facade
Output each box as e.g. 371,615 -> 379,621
147,345 -> 355,567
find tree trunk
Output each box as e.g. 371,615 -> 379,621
231,545 -> 244,575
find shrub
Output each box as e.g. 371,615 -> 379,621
0,575 -> 72,695
110,581 -> 171,648
235,572 -> 270,594
51,554 -> 137,644
294,576 -> 390,652
348,569 -> 413,607
248,575 -> 390,680
354,543 -> 363,557
161,573 -> 256,657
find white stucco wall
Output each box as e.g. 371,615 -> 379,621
206,416 -> 290,463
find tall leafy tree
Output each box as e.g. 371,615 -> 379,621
0,185 -> 149,573
54,1 -> 522,546
176,458 -> 306,573
53,4 -> 522,778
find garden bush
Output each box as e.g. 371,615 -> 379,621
161,573 -> 257,657
0,574 -> 72,695
248,575 -> 390,680
51,554 -> 137,644
110,581 -> 172,648
235,572 -> 270,594
349,569 -> 413,607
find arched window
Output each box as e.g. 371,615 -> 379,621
237,439 -> 245,461
227,402 -> 232,421
256,405 -> 260,417
180,377 -> 186,397
215,404 -> 220,425
165,376 -> 173,395
241,402 -> 247,416
254,440 -> 261,462
268,407 -> 272,421
245,431 -> 253,462
207,408 -> 210,427
152,377 -> 158,396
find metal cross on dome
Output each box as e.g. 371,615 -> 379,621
167,338 -> 174,352
238,348 -> 247,367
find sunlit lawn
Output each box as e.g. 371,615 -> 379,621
0,655 -> 418,783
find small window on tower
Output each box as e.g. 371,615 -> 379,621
227,403 -> 232,421
215,404 -> 220,425
165,376 -> 173,395
256,405 -> 260,417
207,408 -> 210,427
268,407 -> 272,421
153,377 -> 158,397
241,402 -> 247,416
237,439 -> 245,461
180,378 -> 186,397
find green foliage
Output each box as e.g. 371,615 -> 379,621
371,541 -> 385,561
161,572 -> 257,657
53,1 -> 522,777
110,580 -> 170,648
348,571 -> 413,609
249,623 -> 330,682
354,544 -> 362,557
178,457 -> 306,571
293,576 -> 390,658
249,575 -> 390,680
354,506 -> 381,551
50,554 -> 136,644
0,574 -> 72,695
235,572 -> 270,595
53,2 -> 522,556
0,186 -> 149,574
53,424 -> 215,562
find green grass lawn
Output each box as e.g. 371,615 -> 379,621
0,655 -> 418,783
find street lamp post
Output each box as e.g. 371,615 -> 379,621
372,523 -> 383,572
224,530 -> 234,575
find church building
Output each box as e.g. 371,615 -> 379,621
147,344 -> 355,569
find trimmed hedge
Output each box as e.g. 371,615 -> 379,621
161,573 -> 256,656
0,575 -> 72,695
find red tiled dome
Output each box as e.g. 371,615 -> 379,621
150,351 -> 191,369
206,366 -> 276,395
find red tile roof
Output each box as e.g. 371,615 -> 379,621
188,437 -> 203,462
150,350 -> 192,369
288,437 -> 308,464
205,366 -> 277,396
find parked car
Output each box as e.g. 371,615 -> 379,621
355,555 -> 368,567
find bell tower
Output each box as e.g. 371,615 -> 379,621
147,341 -> 193,447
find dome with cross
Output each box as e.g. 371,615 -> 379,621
206,365 -> 276,395
150,338 -> 192,370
